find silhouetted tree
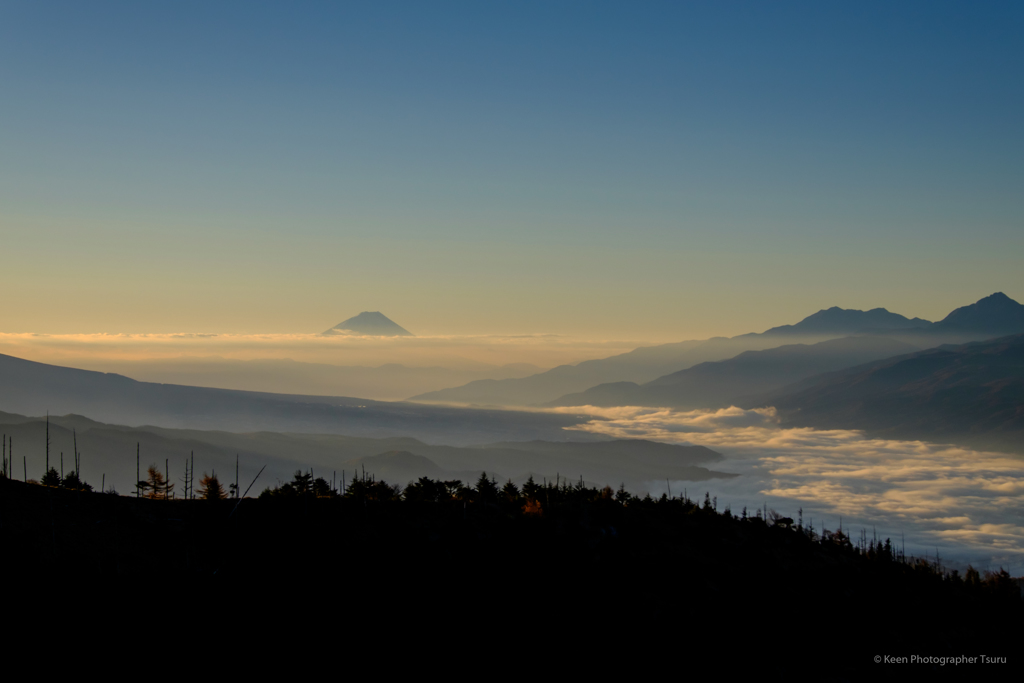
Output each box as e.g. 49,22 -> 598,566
197,471 -> 226,500
291,470 -> 313,496
345,477 -> 401,502
615,483 -> 631,503
404,477 -> 449,503
522,498 -> 543,516
138,464 -> 173,499
475,472 -> 499,503
965,566 -> 981,587
501,479 -> 520,501
313,476 -> 332,498
443,480 -> 469,500
983,569 -> 1018,600
41,467 -> 61,487
60,470 -> 92,492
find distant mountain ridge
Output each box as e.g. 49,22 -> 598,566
930,292 -> 1024,337
324,312 -> 412,336
412,293 -> 1024,407
547,336 -> 921,408
760,307 -> 932,336
752,333 -> 1024,452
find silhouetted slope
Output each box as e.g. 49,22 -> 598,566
409,339 -> 709,405
549,336 -> 920,408
324,311 -> 413,336
410,336 -> 814,406
759,334 -> 1024,451
93,356 -> 543,402
0,410 -> 728,495
3,477 -> 1019,671
0,353 -> 595,445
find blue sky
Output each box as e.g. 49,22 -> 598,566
2,1 -> 1021,338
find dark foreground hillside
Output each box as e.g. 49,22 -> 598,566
2,476 -> 1020,675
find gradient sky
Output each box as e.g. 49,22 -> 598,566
2,1 -> 1022,341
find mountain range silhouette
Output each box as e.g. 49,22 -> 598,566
413,293 -> 1024,406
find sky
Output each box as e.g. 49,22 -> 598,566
2,1 -> 1022,342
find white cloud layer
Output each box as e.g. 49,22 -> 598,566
551,405 -> 1024,575
0,332 -> 642,370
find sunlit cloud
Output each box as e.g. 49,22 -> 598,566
552,405 -> 1024,574
0,331 -> 646,370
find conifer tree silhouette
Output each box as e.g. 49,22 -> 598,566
138,465 -> 174,499
197,471 -> 226,500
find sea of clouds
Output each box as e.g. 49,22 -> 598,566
550,406 -> 1024,575
0,331 -> 640,369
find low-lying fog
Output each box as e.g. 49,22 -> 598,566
551,405 -> 1024,575
0,332 -> 646,400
